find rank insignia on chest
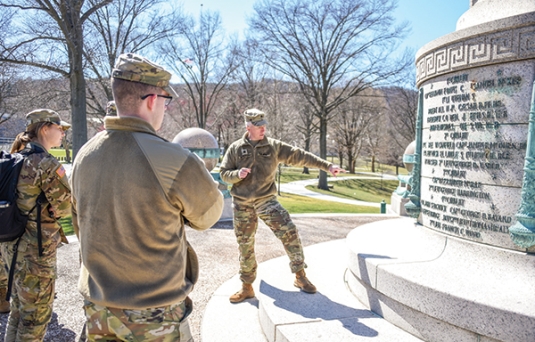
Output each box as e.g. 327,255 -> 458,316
241,148 -> 250,156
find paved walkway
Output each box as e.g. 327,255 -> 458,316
202,231 -> 421,342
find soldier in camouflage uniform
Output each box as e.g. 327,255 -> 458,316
71,53 -> 223,341
220,109 -> 345,303
0,109 -> 71,341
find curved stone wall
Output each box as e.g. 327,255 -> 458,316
414,11 -> 535,251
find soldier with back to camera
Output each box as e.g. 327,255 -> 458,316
71,53 -> 223,341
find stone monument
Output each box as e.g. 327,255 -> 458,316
172,128 -> 233,221
345,1 -> 535,341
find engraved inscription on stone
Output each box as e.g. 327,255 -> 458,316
420,62 -> 532,249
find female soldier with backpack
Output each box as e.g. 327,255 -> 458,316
0,109 -> 71,341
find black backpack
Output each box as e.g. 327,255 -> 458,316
0,146 -> 47,301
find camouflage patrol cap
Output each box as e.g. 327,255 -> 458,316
106,101 -> 117,116
112,53 -> 178,98
26,109 -> 71,131
244,108 -> 267,126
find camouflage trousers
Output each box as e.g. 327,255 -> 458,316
0,251 -> 7,288
233,197 -> 306,284
0,237 -> 58,342
82,296 -> 193,342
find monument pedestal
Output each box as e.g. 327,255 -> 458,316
347,2 -> 535,341
219,197 -> 233,221
389,192 -> 410,216
345,218 -> 535,342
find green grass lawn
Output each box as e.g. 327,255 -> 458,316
281,166 -> 386,184
305,178 -> 398,204
48,148 -> 70,163
278,167 -> 322,183
278,193 -> 380,214
277,167 -> 397,213
59,216 -> 74,236
48,149 -> 67,157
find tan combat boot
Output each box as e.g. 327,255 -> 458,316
229,283 -> 255,303
0,287 -> 10,313
294,269 -> 317,293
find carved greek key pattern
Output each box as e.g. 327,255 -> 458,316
493,32 -> 516,57
450,44 -> 468,69
435,50 -> 449,72
417,27 -> 535,85
520,30 -> 535,56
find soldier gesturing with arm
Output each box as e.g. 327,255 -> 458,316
220,108 -> 344,303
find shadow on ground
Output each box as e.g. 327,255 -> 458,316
0,312 -> 77,342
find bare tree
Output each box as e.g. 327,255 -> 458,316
295,101 -> 319,174
262,79 -> 299,143
365,109 -> 389,173
0,0 -> 112,156
213,87 -> 246,151
84,0 -> 184,119
233,38 -> 271,108
0,64 -> 17,125
165,88 -> 201,134
249,0 -> 410,189
0,77 -> 73,141
332,93 -> 380,173
206,80 -> 305,156
161,9 -> 238,129
383,86 -> 417,149
0,7 -> 17,126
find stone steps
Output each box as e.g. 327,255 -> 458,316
346,218 -> 535,342
202,238 -> 422,342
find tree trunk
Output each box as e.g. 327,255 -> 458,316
318,115 -> 329,190
199,84 -> 205,128
348,154 -> 355,174
70,25 -> 88,158
303,132 -> 311,174
371,155 -> 376,172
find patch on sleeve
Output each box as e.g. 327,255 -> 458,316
56,165 -> 66,178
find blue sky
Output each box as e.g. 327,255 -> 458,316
180,0 -> 469,56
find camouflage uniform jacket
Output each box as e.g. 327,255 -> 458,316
16,142 -> 71,255
71,117 -> 224,310
220,133 -> 332,205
